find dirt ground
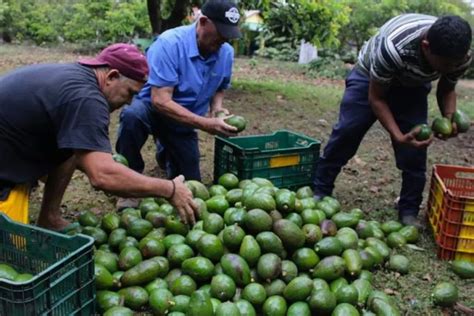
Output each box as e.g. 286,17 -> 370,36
1,44 -> 473,314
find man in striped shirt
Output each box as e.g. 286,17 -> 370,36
314,14 -> 471,227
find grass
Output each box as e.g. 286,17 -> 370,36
1,45 -> 473,315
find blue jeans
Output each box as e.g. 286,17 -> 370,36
314,68 -> 431,217
116,98 -> 201,181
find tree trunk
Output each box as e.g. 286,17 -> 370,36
161,0 -> 189,32
147,0 -> 161,36
147,0 -> 190,36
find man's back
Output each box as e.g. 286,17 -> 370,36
0,63 -> 111,184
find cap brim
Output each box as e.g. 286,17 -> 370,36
214,21 -> 242,40
77,57 -> 109,67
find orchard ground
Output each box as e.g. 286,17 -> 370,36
1,44 -> 473,314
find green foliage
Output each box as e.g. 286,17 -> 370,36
338,0 -> 471,53
306,50 -> 351,80
1,0 -> 150,45
257,0 -> 349,61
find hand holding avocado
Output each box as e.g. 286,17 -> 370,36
169,175 -> 198,225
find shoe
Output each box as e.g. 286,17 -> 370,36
116,197 -> 140,211
400,215 -> 423,229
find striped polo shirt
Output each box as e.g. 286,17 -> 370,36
356,13 -> 471,86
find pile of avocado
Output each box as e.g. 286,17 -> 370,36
56,174 -> 474,315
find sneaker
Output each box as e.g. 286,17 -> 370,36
116,197 -> 140,211
400,215 -> 423,229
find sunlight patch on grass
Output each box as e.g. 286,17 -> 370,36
232,79 -> 343,111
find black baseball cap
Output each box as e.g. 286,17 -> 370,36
201,0 -> 242,39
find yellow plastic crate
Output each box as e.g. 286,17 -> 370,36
426,164 -> 474,262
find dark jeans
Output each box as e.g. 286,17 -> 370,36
314,68 -> 431,217
116,98 -> 201,181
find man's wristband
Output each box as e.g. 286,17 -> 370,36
168,180 -> 176,200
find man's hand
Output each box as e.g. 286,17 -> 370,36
169,175 -> 198,225
395,128 -> 433,148
203,116 -> 238,137
210,107 -> 230,118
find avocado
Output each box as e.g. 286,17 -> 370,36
206,195 -> 230,215
182,256 -> 215,282
312,256 -> 346,281
186,180 -> 210,200
149,288 -> 175,315
432,282 -> 458,307
283,276 -> 313,302
224,207 -> 247,226
239,235 -> 262,267
432,117 -> 453,137
170,275 -> 196,296
320,219 -> 338,236
218,173 -> 240,190
78,210 -> 99,227
273,219 -> 305,249
352,279 -> 372,305
118,246 -> 143,271
225,115 -> 247,132
103,306 -> 133,316
387,254 -> 410,274
381,220 -> 403,234
101,213 -> 120,233
197,234 -> 225,262
302,223 -> 323,246
210,274 -> 236,301
145,278 -> 168,294
139,237 -> 166,259
387,232 -> 407,248
370,298 -> 401,316
226,188 -> 243,206
215,302 -> 240,316
308,289 -> 337,314
450,259 -> 474,279
82,226 -> 108,247
332,303 -> 360,316
203,213 -> 224,235
120,259 -> 162,287
287,301 -> 311,316
118,286 -> 149,310
220,253 -> 251,286
292,248 -> 319,271
257,253 -> 282,281
235,299 -> 257,316
262,295 -> 287,316
335,284 -> 358,305
242,283 -> 267,306
275,190 -> 296,213
244,193 -> 276,212
245,208 -> 273,234
296,186 -> 313,199
281,260 -> 298,283
187,290 -> 214,316
315,236 -> 344,257
112,153 -> 129,166
95,250 -> 119,274
452,109 -> 470,133
222,224 -> 245,250
256,231 -> 285,257
95,263 -> 114,290
398,225 -> 419,243
411,123 -> 432,141
331,212 -> 359,228
96,290 -> 122,313
169,294 -> 190,313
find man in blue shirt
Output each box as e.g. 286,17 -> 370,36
116,0 -> 241,209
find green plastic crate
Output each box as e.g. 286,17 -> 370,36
0,214 -> 95,315
214,130 -> 321,190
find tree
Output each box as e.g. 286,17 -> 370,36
146,0 -> 197,35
